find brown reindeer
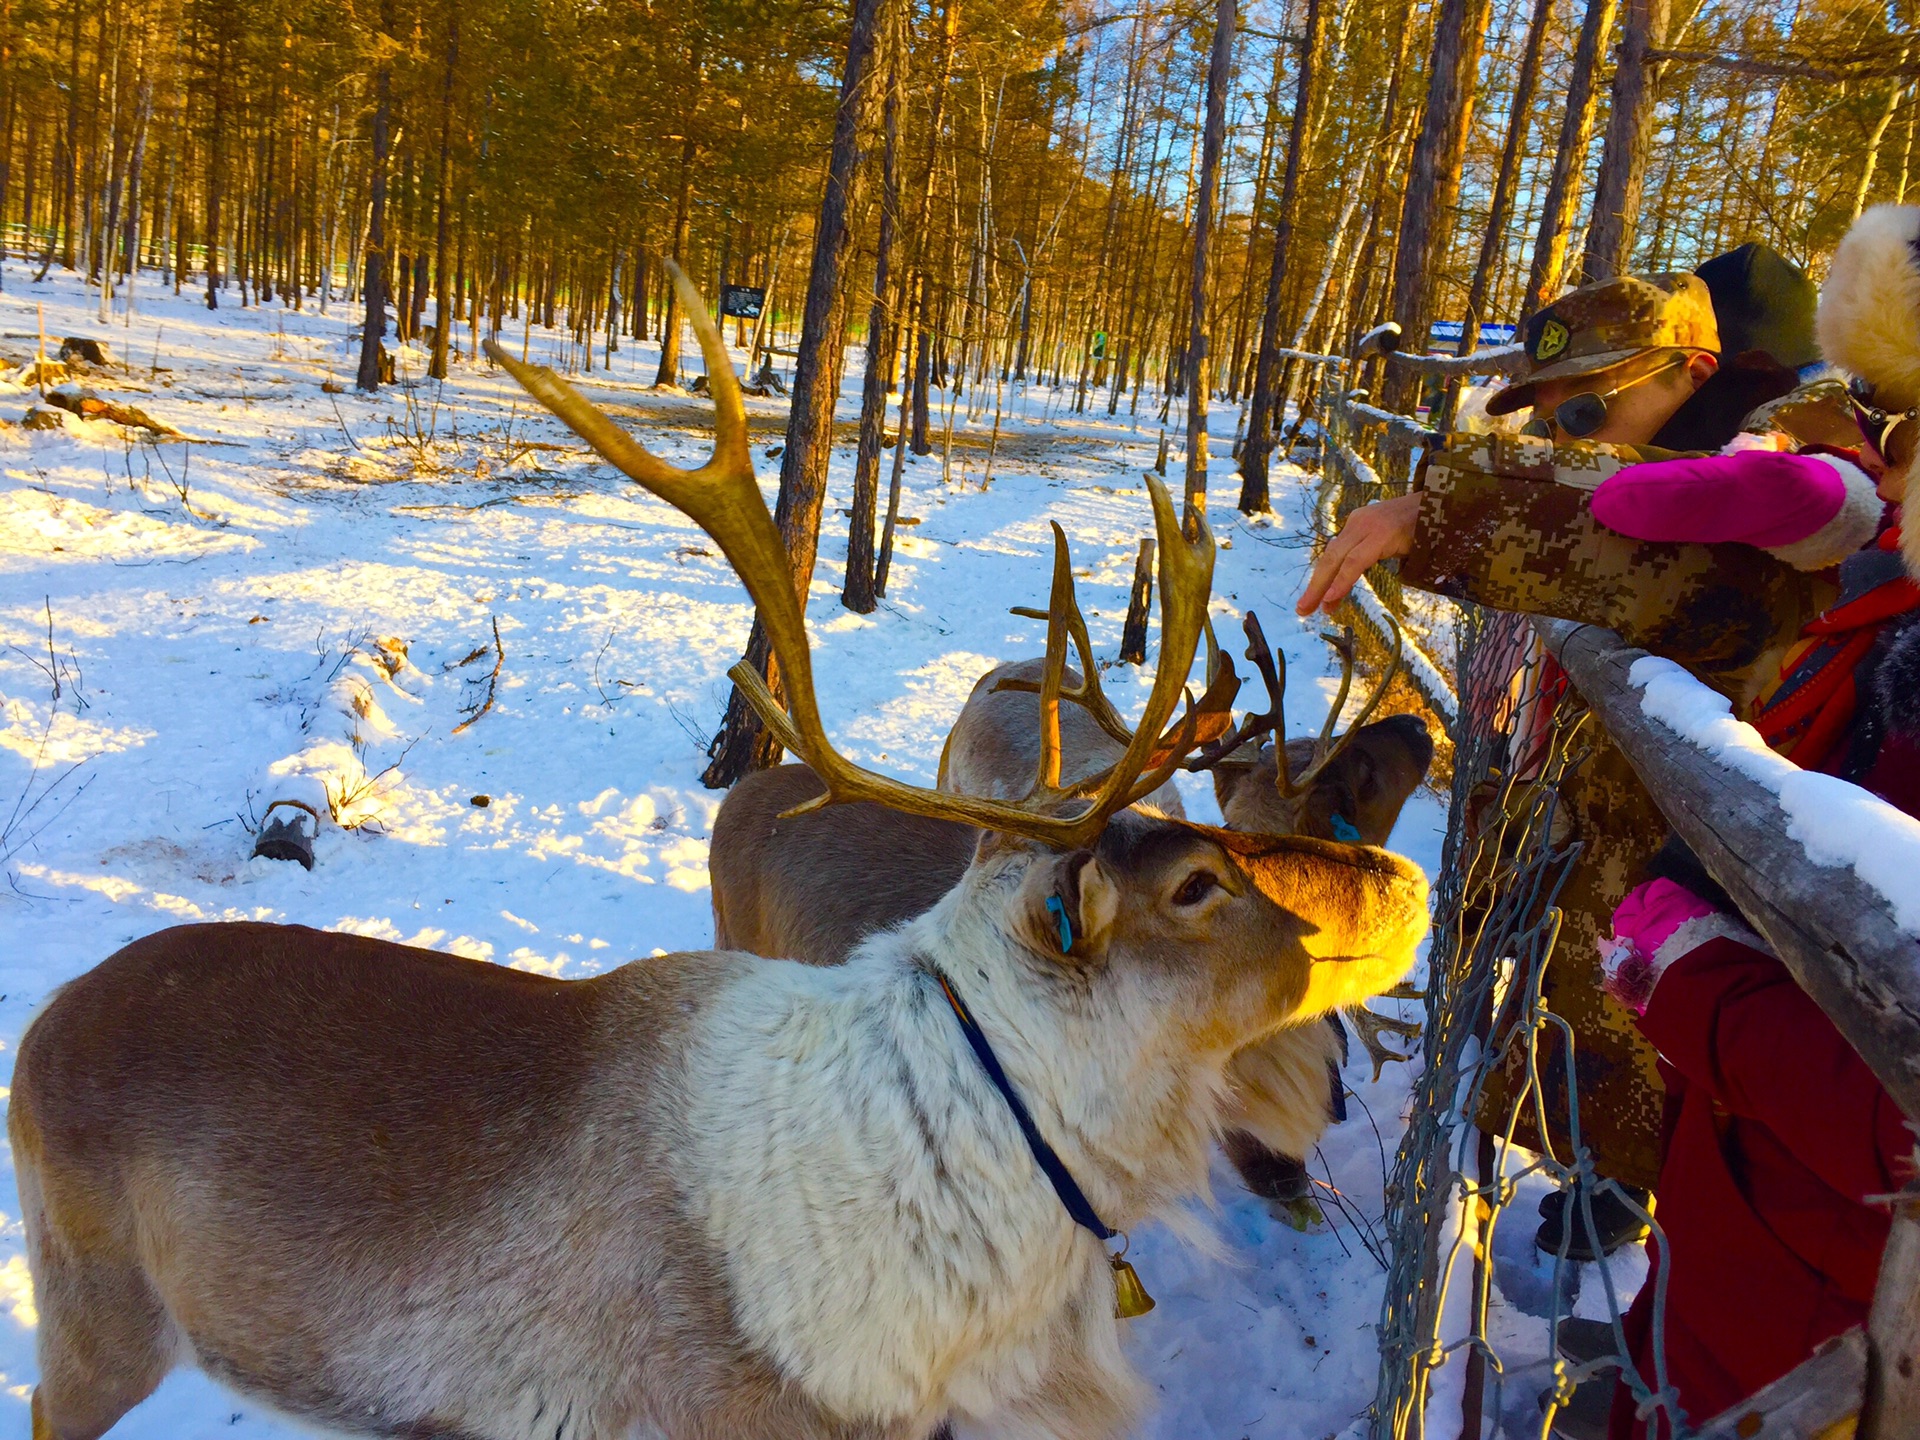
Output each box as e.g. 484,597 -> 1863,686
14,270 -> 1429,1440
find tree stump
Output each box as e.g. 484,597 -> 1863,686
1119,538 -> 1156,664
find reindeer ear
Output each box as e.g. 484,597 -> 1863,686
1017,850 -> 1116,964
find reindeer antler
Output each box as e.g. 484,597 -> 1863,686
488,263 -> 1222,850
1186,609 -> 1407,807
1279,614 -> 1403,798
1185,611 -> 1284,771
997,541 -> 1241,769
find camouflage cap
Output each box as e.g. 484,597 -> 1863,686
1487,273 -> 1721,416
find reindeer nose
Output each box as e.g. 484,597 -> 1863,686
1382,712 -> 1435,768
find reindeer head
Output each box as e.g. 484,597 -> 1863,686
963,814 -> 1427,1059
1190,614 -> 1434,844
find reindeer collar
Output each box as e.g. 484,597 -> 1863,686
930,969 -> 1154,1319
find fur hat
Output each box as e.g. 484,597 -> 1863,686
1816,204 -> 1920,582
1818,204 -> 1920,409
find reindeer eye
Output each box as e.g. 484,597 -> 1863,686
1172,870 -> 1219,906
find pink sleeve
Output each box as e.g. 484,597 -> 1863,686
1591,450 -> 1856,549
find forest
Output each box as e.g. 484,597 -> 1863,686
9,0 -> 1903,785
14,0 -> 1911,417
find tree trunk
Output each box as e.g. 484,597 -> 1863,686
57,0 -> 78,272
1524,0 -> 1618,317
1184,0 -> 1235,526
356,4 -> 395,391
1852,52 -> 1913,222
1238,0 -> 1322,512
906,0 -> 960,454
119,55 -> 152,319
654,131 -> 697,386
431,9 -> 457,380
703,0 -> 886,786
1459,0 -> 1552,355
843,0 -> 903,614
1384,0 -> 1494,410
204,14 -> 233,307
1581,0 -> 1671,282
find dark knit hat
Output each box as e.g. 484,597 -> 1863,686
1694,243 -> 1820,371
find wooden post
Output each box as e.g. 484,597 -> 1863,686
1865,1185 -> 1920,1440
1119,539 -> 1155,665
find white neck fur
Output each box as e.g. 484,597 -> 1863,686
684,864 -> 1228,1430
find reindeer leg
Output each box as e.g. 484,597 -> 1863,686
1347,1004 -> 1424,1082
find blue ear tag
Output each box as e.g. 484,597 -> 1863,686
1044,895 -> 1076,953
1329,813 -> 1363,843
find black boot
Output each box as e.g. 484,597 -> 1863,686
1536,1182 -> 1652,1262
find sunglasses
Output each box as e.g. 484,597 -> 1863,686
1847,378 -> 1918,470
1522,354 -> 1689,440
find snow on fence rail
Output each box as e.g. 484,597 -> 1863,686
1382,342 -> 1529,380
1535,618 -> 1920,1115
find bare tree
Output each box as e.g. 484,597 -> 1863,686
430,6 -> 457,380
1238,3 -> 1321,514
844,0 -> 904,614
355,0 -> 396,389
1385,0 -> 1495,409
1582,0 -> 1671,281
1524,0 -> 1618,316
703,0 -> 886,785
1459,0 -> 1553,354
1185,0 -> 1235,523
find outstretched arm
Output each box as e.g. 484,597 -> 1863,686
1297,495 -> 1420,615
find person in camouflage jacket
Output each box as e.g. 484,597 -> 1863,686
1299,270 -> 1841,1230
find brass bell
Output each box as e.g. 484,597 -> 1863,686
1110,1254 -> 1155,1319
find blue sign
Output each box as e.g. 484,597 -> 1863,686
1429,320 -> 1517,345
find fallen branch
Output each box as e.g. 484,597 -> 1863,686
452,617 -> 505,735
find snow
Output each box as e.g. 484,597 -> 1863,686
1631,656 -> 1920,936
0,270 -> 1466,1439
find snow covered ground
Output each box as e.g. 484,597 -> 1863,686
0,270 -> 1616,1439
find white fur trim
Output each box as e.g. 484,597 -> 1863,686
1764,454 -> 1886,571
1650,912 -> 1771,978
1818,205 -> 1920,410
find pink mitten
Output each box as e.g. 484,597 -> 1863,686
1592,449 -> 1880,569
1598,879 -> 1717,1015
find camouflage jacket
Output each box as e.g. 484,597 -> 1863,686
1402,428 -> 1837,1188
1405,430 -> 1834,691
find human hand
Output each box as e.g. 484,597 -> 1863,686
1296,493 -> 1421,616
1720,430 -> 1793,456
1600,879 -> 1718,1015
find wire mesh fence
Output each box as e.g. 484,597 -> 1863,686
1363,606 -> 1686,1439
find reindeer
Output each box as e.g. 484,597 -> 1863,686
13,268 -> 1429,1440
715,602 -> 1433,1211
